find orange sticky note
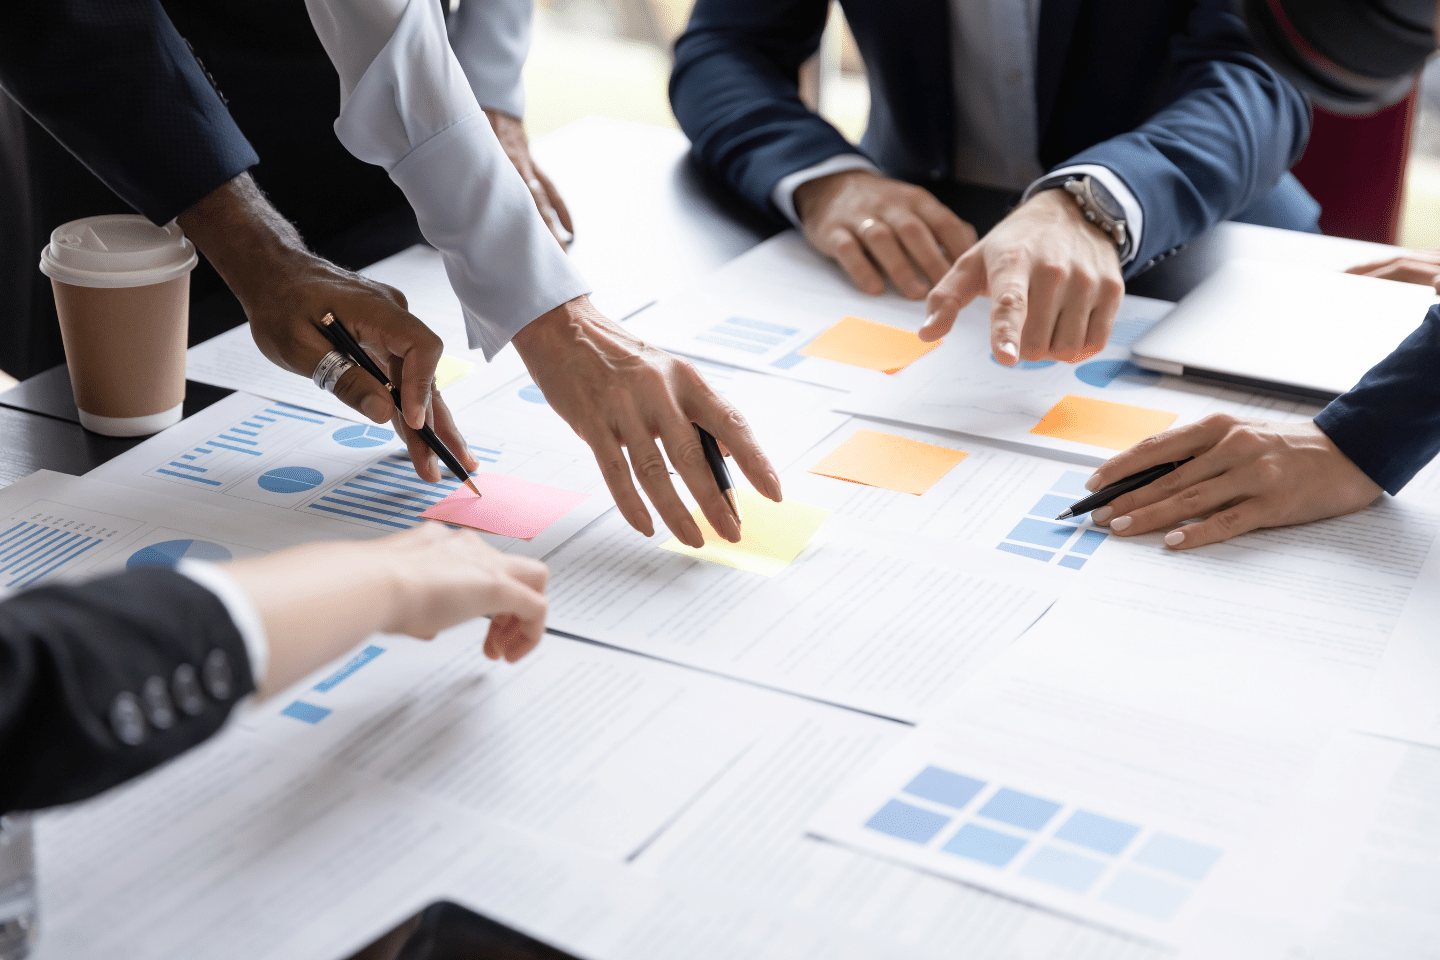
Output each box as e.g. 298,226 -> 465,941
1030,394 -> 1177,450
799,316 -> 940,373
809,430 -> 968,495
420,473 -> 589,539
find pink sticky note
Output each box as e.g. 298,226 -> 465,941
420,473 -> 590,540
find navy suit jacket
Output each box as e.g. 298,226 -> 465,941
0,0 -> 258,226
1315,304 -> 1440,495
671,0 -> 1312,277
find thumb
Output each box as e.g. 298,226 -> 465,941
920,253 -> 986,341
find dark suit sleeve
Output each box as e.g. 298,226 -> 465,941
0,567 -> 255,814
670,0 -> 859,226
1059,0 -> 1311,275
0,0 -> 259,225
1313,304 -> 1440,496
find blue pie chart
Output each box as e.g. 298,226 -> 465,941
332,424 -> 394,448
1075,359 -> 1162,390
127,539 -> 233,570
257,466 -> 325,494
518,383 -> 548,404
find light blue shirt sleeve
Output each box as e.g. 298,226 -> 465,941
447,0 -> 532,119
305,0 -> 590,358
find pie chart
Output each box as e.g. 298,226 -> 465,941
1075,359 -> 1162,390
257,466 -> 325,493
127,539 -> 233,570
518,383 -> 548,404
332,424 -> 394,448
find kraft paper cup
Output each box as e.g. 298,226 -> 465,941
39,215 -> 197,437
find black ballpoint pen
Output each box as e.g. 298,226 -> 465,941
1056,457 -> 1194,520
317,312 -> 483,499
696,425 -> 741,525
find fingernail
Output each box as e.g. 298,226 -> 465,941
1084,473 -> 1101,492
720,511 -> 742,543
360,396 -> 390,423
1164,529 -> 1185,547
923,312 -> 937,329
1091,506 -> 1112,524
767,471 -> 783,501
997,342 -> 1019,362
1110,515 -> 1132,532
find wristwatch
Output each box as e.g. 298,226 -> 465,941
1043,174 -> 1130,260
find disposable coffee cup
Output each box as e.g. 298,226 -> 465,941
39,215 -> 198,436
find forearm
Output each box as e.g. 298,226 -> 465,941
176,173 -> 308,307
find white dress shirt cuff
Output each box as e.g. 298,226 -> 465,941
1022,164 -> 1144,267
770,154 -> 882,228
176,560 -> 269,690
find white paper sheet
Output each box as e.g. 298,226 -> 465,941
1079,495 -> 1440,669
0,470 -> 338,597
808,597 -> 1366,944
85,391 -> 613,559
1349,532 -> 1440,747
185,246 -> 529,421
844,296 -> 1321,460
625,232 -> 933,392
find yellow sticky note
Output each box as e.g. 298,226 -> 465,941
809,430 -> 968,495
659,489 -> 831,576
799,316 -> 941,374
1030,394 -> 1178,450
435,354 -> 474,389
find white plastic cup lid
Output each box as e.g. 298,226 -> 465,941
39,214 -> 198,289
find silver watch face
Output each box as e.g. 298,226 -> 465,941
1084,178 -> 1124,221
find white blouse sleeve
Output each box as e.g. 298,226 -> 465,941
447,0 -> 533,119
304,0 -> 589,358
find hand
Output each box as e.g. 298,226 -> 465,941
176,173 -> 476,483
486,108 -> 573,246
226,525 -> 549,698
1346,249 -> 1440,291
793,169 -> 977,299
510,297 -> 782,548
920,189 -> 1124,364
1084,414 -> 1382,550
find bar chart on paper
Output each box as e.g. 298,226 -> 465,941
0,507 -> 131,589
996,470 -> 1109,570
812,756 -> 1226,942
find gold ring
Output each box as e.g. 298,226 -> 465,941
857,218 -> 878,234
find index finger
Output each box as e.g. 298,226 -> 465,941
1088,418 -> 1229,491
986,257 -> 1032,365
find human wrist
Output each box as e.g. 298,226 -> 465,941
512,295 -> 624,356
793,169 -> 877,225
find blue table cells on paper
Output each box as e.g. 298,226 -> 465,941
978,787 -> 1063,830
1031,494 -> 1081,524
1070,530 -> 1109,556
1020,846 -> 1107,893
1058,556 -> 1087,570
1074,359 -> 1162,390
258,466 -> 325,494
865,800 -> 951,844
902,767 -> 986,809
281,701 -> 331,724
1054,810 -> 1140,855
313,645 -> 385,692
1052,471 -> 1094,497
1005,519 -> 1076,551
991,355 -> 1057,370
1100,869 -> 1192,921
1133,834 -> 1223,881
997,543 -> 1054,562
519,383 -> 549,404
127,539 -> 233,570
941,823 -> 1028,867
332,424 -> 395,448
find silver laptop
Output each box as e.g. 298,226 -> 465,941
1130,258 -> 1439,401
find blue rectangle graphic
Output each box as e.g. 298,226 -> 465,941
978,787 -> 1062,830
1071,530 -> 1109,556
996,542 -> 1055,562
1021,846 -> 1107,893
314,645 -> 385,692
903,767 -> 986,810
1058,555 -> 1087,570
1030,494 -> 1081,523
1055,810 -> 1140,855
1005,519 -> 1076,551
281,701 -> 332,724
941,823 -> 1027,867
864,799 -> 951,844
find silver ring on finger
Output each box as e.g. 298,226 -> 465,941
857,217 -> 878,234
311,350 -> 355,393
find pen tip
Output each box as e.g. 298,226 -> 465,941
465,478 -> 483,498
1054,510 -> 1072,520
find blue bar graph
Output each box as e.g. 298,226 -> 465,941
0,522 -> 102,588
307,454 -> 457,530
